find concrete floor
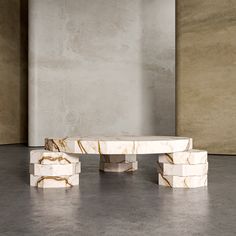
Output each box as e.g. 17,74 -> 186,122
0,145 -> 235,236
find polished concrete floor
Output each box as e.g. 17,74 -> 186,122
0,145 -> 235,236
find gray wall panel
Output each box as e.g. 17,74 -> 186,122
29,0 -> 175,146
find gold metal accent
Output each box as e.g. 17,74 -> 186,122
77,140 -> 87,154
98,140 -> 104,161
36,176 -> 73,187
159,173 -> 172,187
52,140 -> 60,152
58,137 -> 68,151
157,162 -> 172,187
38,156 -> 71,164
165,153 -> 174,164
97,140 -> 102,155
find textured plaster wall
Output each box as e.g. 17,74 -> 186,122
177,0 -> 236,154
0,0 -> 28,144
29,0 -> 175,146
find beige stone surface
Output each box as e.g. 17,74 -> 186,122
157,162 -> 208,176
0,0 -> 28,144
158,174 -> 207,188
30,150 -> 80,164
99,161 -> 138,172
45,136 -> 192,154
29,163 -> 81,176
176,0 -> 236,154
30,174 -> 79,188
158,149 -> 207,165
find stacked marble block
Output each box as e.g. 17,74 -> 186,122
99,154 -> 138,172
157,149 -> 208,188
30,150 -> 81,188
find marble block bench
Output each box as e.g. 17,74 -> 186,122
29,136 -> 208,188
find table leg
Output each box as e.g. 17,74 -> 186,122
99,154 -> 138,172
29,150 -> 80,188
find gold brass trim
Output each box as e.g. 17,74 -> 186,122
165,153 -> 174,164
77,140 -> 87,154
36,176 -> 73,187
159,173 -> 172,187
38,156 -> 71,164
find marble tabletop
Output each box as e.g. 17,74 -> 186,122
45,136 -> 192,155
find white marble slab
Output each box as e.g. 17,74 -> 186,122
29,163 -> 81,176
99,161 -> 138,172
30,174 -> 79,188
159,149 -> 207,165
157,162 -> 208,176
158,174 -> 208,188
45,136 -> 192,154
30,150 -> 79,164
101,154 -> 137,163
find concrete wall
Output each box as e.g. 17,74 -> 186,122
29,0 -> 175,146
0,0 -> 28,144
177,0 -> 236,154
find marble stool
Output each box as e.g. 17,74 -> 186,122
157,149 -> 208,188
30,150 -> 80,188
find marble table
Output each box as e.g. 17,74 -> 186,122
45,136 -> 193,155
43,136 -> 192,173
30,136 -> 208,188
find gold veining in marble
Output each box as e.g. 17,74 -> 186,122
165,153 -> 174,164
45,136 -> 192,154
159,173 -> 172,187
38,156 -> 71,164
77,140 -> 87,154
36,176 -> 73,187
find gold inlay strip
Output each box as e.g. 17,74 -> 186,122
52,140 -> 60,152
165,153 -> 174,164
36,176 -> 73,187
159,173 -> 172,187
97,140 -> 104,160
77,140 -> 87,154
38,156 -> 71,164
97,140 -> 102,155
58,137 -> 68,151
